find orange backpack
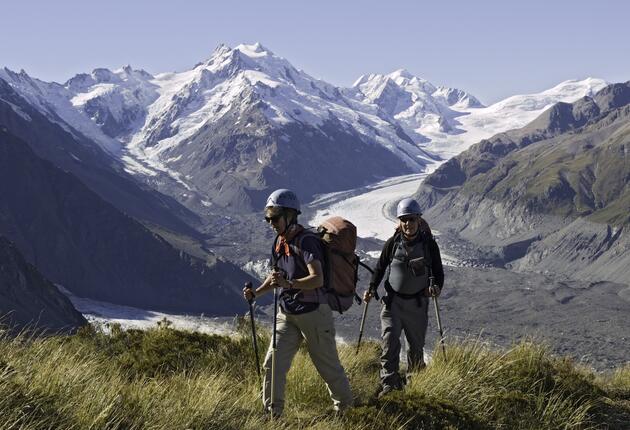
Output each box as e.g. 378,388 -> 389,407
292,216 -> 373,313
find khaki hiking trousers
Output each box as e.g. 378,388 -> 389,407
262,303 -> 353,415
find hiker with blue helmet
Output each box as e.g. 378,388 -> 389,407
242,188 -> 353,417
363,197 -> 444,397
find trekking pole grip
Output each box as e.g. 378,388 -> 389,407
245,281 -> 254,304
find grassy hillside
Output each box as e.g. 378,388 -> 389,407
456,109 -> 630,226
0,322 -> 628,429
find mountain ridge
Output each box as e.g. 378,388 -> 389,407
415,81 -> 630,285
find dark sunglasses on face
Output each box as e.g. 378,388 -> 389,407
399,216 -> 417,223
265,214 -> 283,223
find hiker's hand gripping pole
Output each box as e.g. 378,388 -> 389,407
244,282 -> 261,381
356,289 -> 371,355
357,287 -> 379,354
429,275 -> 447,362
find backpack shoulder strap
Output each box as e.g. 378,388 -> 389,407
289,229 -> 322,273
388,231 -> 403,265
385,232 -> 402,284
270,233 -> 280,268
423,235 -> 433,277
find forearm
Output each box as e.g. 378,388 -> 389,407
369,241 -> 391,292
430,240 -> 445,288
292,274 -> 323,291
254,276 -> 274,296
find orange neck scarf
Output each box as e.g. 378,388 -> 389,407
275,224 -> 304,256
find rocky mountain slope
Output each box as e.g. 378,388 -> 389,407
0,126 -> 253,314
0,236 -> 86,333
0,76 -> 200,235
415,82 -> 630,284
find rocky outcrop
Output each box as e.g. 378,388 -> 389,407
511,219 -> 630,285
0,236 -> 86,333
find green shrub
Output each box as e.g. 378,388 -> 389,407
348,391 -> 485,430
74,321 -> 262,379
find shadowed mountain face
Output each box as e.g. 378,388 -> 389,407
0,236 -> 86,333
0,127 -> 253,315
414,82 -> 630,285
0,78 -> 201,236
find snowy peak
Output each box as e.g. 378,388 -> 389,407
350,69 -> 478,144
65,66 -> 154,92
390,68 -> 414,80
419,77 -> 609,158
61,66 -> 160,140
353,70 -> 438,101
432,86 -> 484,109
196,42 -> 295,84
0,66 -> 122,153
235,42 -> 273,58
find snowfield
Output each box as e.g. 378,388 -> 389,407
309,173 -> 430,241
60,287 -> 235,335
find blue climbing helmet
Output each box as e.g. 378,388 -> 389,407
396,198 -> 422,218
265,189 -> 301,214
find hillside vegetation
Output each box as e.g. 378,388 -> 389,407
0,322 -> 628,429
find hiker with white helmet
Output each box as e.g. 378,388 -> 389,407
242,189 -> 353,417
363,198 -> 444,397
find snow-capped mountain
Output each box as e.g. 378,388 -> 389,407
123,44 -> 434,172
350,69 -> 607,159
0,68 -> 122,155
47,43 -> 438,210
0,43 -> 608,212
349,69 -> 484,144
418,77 -> 608,158
66,66 -> 159,140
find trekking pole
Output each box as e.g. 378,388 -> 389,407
356,288 -> 378,354
430,276 -> 447,362
356,262 -> 376,354
270,270 -> 280,420
244,282 -> 261,382
356,298 -> 369,355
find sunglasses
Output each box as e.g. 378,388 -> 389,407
399,216 -> 417,223
264,214 -> 283,223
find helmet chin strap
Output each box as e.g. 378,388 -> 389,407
280,212 -> 297,236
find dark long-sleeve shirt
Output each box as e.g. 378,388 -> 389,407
369,231 -> 444,294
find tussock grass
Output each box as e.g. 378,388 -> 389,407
0,323 -> 627,429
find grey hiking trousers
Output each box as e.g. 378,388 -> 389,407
380,294 -> 429,389
262,303 -> 353,415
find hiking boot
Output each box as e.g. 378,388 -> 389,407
261,407 -> 282,421
327,408 -> 348,419
377,384 -> 402,399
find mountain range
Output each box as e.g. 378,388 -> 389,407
1,43 -> 605,214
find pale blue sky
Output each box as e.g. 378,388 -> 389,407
1,0 -> 628,104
